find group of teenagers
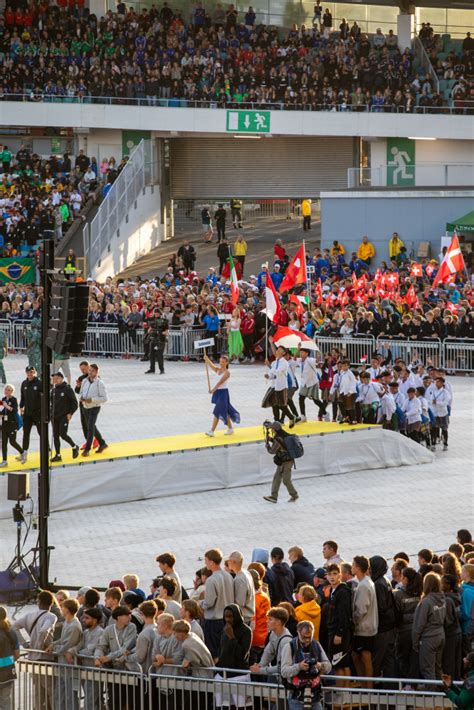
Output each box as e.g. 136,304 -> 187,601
259,342 -> 453,450
3,531 -> 474,710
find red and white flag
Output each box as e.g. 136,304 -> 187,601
411,263 -> 423,278
279,244 -> 306,293
265,273 -> 282,323
404,284 -> 418,308
433,234 -> 465,287
383,272 -> 399,290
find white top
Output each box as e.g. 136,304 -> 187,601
356,382 -> 381,405
403,397 -> 422,424
338,370 -> 358,396
398,374 -> 417,396
229,318 -> 241,332
298,357 -> 319,388
378,392 -> 396,421
287,358 -> 298,388
268,357 -> 289,392
213,369 -> 228,391
429,386 -> 450,417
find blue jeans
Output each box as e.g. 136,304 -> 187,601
288,699 -> 323,710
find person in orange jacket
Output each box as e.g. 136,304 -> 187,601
295,584 -> 321,639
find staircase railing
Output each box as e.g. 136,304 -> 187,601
413,36 -> 440,94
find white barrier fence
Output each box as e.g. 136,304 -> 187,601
3,321 -> 474,371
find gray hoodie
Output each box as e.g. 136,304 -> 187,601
52,617 -> 83,664
95,622 -> 137,668
201,569 -> 235,620
280,638 -> 331,679
258,630 -> 293,676
70,625 -> 103,667
151,633 -> 184,675
412,592 -> 446,649
13,609 -> 57,661
126,623 -> 157,672
233,570 -> 256,624
353,575 -> 378,637
182,632 -> 214,677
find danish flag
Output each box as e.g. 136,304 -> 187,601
433,234 -> 465,287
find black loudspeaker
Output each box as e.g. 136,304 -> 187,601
7,472 -> 30,501
46,283 -> 90,355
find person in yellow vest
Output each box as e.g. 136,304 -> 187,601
388,232 -> 405,259
330,240 -> 345,256
357,235 -> 376,265
64,249 -> 77,282
230,198 -> 243,228
301,199 -> 312,231
234,234 -> 248,274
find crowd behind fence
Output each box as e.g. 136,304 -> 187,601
12,658 -> 462,710
3,321 -> 474,372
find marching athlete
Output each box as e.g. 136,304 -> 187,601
204,354 -> 240,437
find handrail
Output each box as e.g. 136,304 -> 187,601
413,35 -> 440,94
1,93 -> 473,114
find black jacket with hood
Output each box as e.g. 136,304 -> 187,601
326,582 -> 353,642
444,590 -> 462,638
291,556 -> 316,587
265,562 -> 295,606
217,604 -> 252,675
370,556 -> 396,633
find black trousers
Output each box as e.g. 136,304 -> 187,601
216,222 -> 225,241
218,257 -> 227,274
84,407 -> 105,451
242,333 -> 254,359
149,344 -> 165,373
299,395 -> 326,417
272,404 -> 294,423
2,425 -> 23,461
22,413 -> 41,450
236,255 -> 245,272
52,416 -> 76,454
79,403 -> 88,439
303,215 -> 311,230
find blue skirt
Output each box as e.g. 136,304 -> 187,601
212,389 -> 241,425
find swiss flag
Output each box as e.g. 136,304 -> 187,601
383,272 -> 399,290
354,275 -> 367,291
289,293 -> 305,316
337,289 -> 349,307
265,274 -> 282,323
374,269 -> 383,285
433,234 -> 465,287
411,263 -> 423,278
315,278 -> 323,306
446,301 -> 458,314
404,285 -> 418,308
426,264 -> 435,278
279,244 -> 306,293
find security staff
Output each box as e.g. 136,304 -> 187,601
145,309 -> 169,375
51,372 -> 79,462
19,366 -> 42,463
230,198 -> 243,229
64,249 -> 77,281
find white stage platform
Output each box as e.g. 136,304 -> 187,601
0,428 -> 434,520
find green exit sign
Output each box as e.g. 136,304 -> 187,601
226,110 -> 271,134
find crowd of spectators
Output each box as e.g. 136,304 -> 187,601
6,530 -> 474,704
0,145 -> 128,255
1,1 -> 471,111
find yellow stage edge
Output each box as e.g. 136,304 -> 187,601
0,421 -> 379,474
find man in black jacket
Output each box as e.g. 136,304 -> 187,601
370,555 -> 396,679
326,563 -> 353,679
288,546 -> 315,586
51,372 -> 79,462
264,547 -> 295,605
19,366 -> 41,464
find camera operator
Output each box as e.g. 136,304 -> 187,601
280,620 -> 331,710
145,308 -> 169,375
263,421 -> 299,504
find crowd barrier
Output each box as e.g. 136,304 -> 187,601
2,320 -> 473,372
12,659 -> 460,710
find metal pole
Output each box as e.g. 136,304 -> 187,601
39,238 -> 54,589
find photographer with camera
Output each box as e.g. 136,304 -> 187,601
281,620 -> 331,710
145,308 -> 169,375
263,420 -> 301,504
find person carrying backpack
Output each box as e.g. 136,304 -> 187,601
263,420 -> 303,504
280,620 -> 331,710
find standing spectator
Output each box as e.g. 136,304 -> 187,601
322,540 -> 343,567
172,619 -> 213,675
248,569 -> 270,663
264,546 -> 295,605
200,548 -> 235,660
326,563 -> 353,682
215,604 -> 252,678
250,606 -> 292,679
227,551 -> 255,626
177,240 -> 196,275
352,555 -> 378,686
370,555 -> 396,679
280,620 -> 331,710
230,198 -> 243,229
459,564 -> 474,647
234,234 -> 247,273
75,149 -> 90,173
441,574 -> 463,680
0,606 -> 19,710
79,363 -> 108,457
201,206 -> 213,242
294,586 -> 321,639
289,546 -> 315,586
214,204 -> 227,243
125,600 -> 158,673
156,552 -> 182,603
412,572 -> 446,681
51,372 -> 79,463
393,568 -> 422,678
322,7 -> 333,32
50,599 -> 83,709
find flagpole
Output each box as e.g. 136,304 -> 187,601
303,239 -> 311,314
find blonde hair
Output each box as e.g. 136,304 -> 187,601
123,574 -> 139,589
462,564 -> 474,582
299,585 -> 317,602
288,545 -> 304,559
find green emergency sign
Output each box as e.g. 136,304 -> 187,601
226,110 -> 271,133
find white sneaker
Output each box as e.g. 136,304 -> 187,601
250,357 -> 255,363
205,431 -> 215,437
300,416 -> 307,423
21,451 -> 28,463
15,454 -> 23,461
0,461 -> 7,467
224,428 -> 234,435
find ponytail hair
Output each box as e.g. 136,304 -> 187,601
0,606 -> 11,633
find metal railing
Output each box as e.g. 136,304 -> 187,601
413,35 -> 440,94
84,140 -> 156,275
12,658 -> 462,710
347,163 -> 474,188
1,93 -> 473,115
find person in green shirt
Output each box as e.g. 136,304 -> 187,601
59,201 -> 70,224
0,146 -> 12,171
443,653 -> 474,710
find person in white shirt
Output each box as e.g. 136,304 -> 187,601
378,387 -> 396,429
296,347 -> 326,421
398,367 -> 417,397
79,363 -> 108,456
262,343 -> 295,427
428,376 -> 450,451
415,386 -> 432,449
336,359 -> 358,424
388,382 -> 406,433
366,355 -> 382,381
356,372 -> 381,423
402,388 -> 422,442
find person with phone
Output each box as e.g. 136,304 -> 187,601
0,384 -> 25,467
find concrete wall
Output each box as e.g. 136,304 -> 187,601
0,102 -> 472,140
92,184 -> 161,280
320,190 -> 474,264
370,138 -> 474,186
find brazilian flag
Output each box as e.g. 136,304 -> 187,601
0,258 -> 36,284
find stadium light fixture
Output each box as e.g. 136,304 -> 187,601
408,137 -> 437,140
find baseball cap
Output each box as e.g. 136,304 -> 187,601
314,568 -> 327,579
271,421 -> 282,431
25,366 -> 36,372
52,372 -> 64,378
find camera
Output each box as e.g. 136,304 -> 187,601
263,420 -> 274,444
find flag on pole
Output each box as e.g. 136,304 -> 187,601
228,252 -> 239,305
265,271 -> 282,323
410,263 -> 423,278
433,234 -> 465,287
404,284 -> 418,308
289,294 -> 305,316
279,244 -> 306,293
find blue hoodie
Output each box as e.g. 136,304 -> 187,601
460,581 -> 474,634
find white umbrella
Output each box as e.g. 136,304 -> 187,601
299,340 -> 319,351
274,333 -> 302,348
